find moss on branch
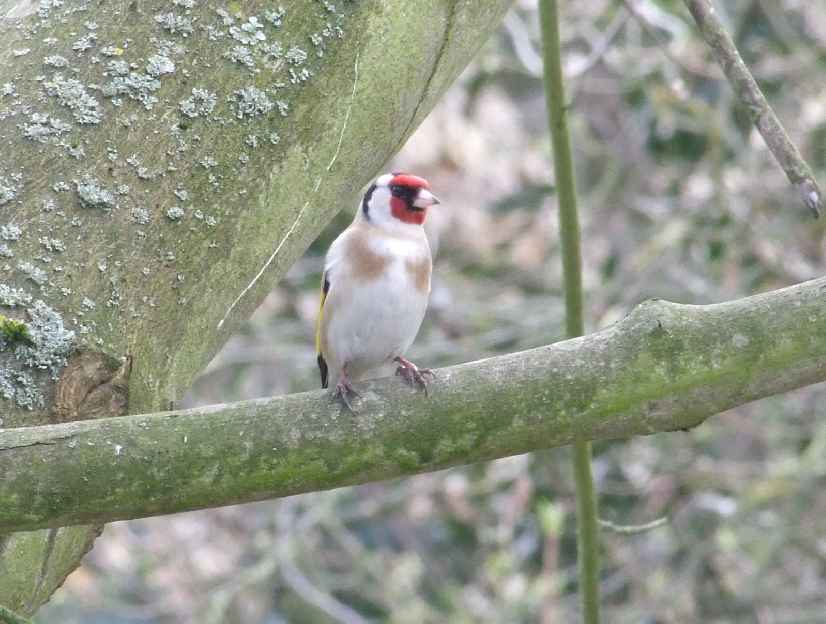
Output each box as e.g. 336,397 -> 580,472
0,317 -> 31,346
2,276 -> 826,533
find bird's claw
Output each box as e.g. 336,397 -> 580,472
334,376 -> 361,413
394,357 -> 433,396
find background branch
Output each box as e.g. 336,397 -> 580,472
683,0 -> 823,217
2,276 -> 826,533
538,1 -> 601,621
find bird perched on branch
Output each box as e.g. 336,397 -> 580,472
315,172 -> 440,410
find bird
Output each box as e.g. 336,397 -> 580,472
315,172 -> 440,410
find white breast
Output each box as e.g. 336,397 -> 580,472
323,228 -> 431,382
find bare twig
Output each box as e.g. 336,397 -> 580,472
276,505 -> 371,624
599,516 -> 669,535
683,0 -> 823,217
567,9 -> 630,77
503,12 -> 543,76
620,0 -> 715,77
504,6 -> 629,81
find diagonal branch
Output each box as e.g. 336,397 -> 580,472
683,0 -> 823,217
2,276 -> 826,533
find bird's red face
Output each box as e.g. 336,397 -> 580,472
387,173 -> 440,225
362,172 -> 440,227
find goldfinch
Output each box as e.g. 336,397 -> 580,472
315,172 -> 440,410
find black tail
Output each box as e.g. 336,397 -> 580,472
317,353 -> 329,389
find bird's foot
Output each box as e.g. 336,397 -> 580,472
394,356 -> 434,396
334,374 -> 361,412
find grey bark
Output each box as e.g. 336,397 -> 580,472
0,0 -> 512,614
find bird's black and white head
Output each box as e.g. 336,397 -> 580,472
360,172 -> 440,231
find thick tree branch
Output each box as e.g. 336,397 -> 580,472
683,0 -> 823,217
2,277 -> 826,533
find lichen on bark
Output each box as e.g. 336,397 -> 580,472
0,0 -> 513,614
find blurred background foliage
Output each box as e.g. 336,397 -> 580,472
38,0 -> 826,621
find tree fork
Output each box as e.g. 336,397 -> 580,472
0,0 -> 513,613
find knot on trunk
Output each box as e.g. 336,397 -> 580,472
52,350 -> 131,423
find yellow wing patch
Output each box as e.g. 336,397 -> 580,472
315,273 -> 331,389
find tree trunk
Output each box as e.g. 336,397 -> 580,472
0,0 -> 512,614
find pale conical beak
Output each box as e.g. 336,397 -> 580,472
413,189 -> 440,208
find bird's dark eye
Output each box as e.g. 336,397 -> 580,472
390,184 -> 416,202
